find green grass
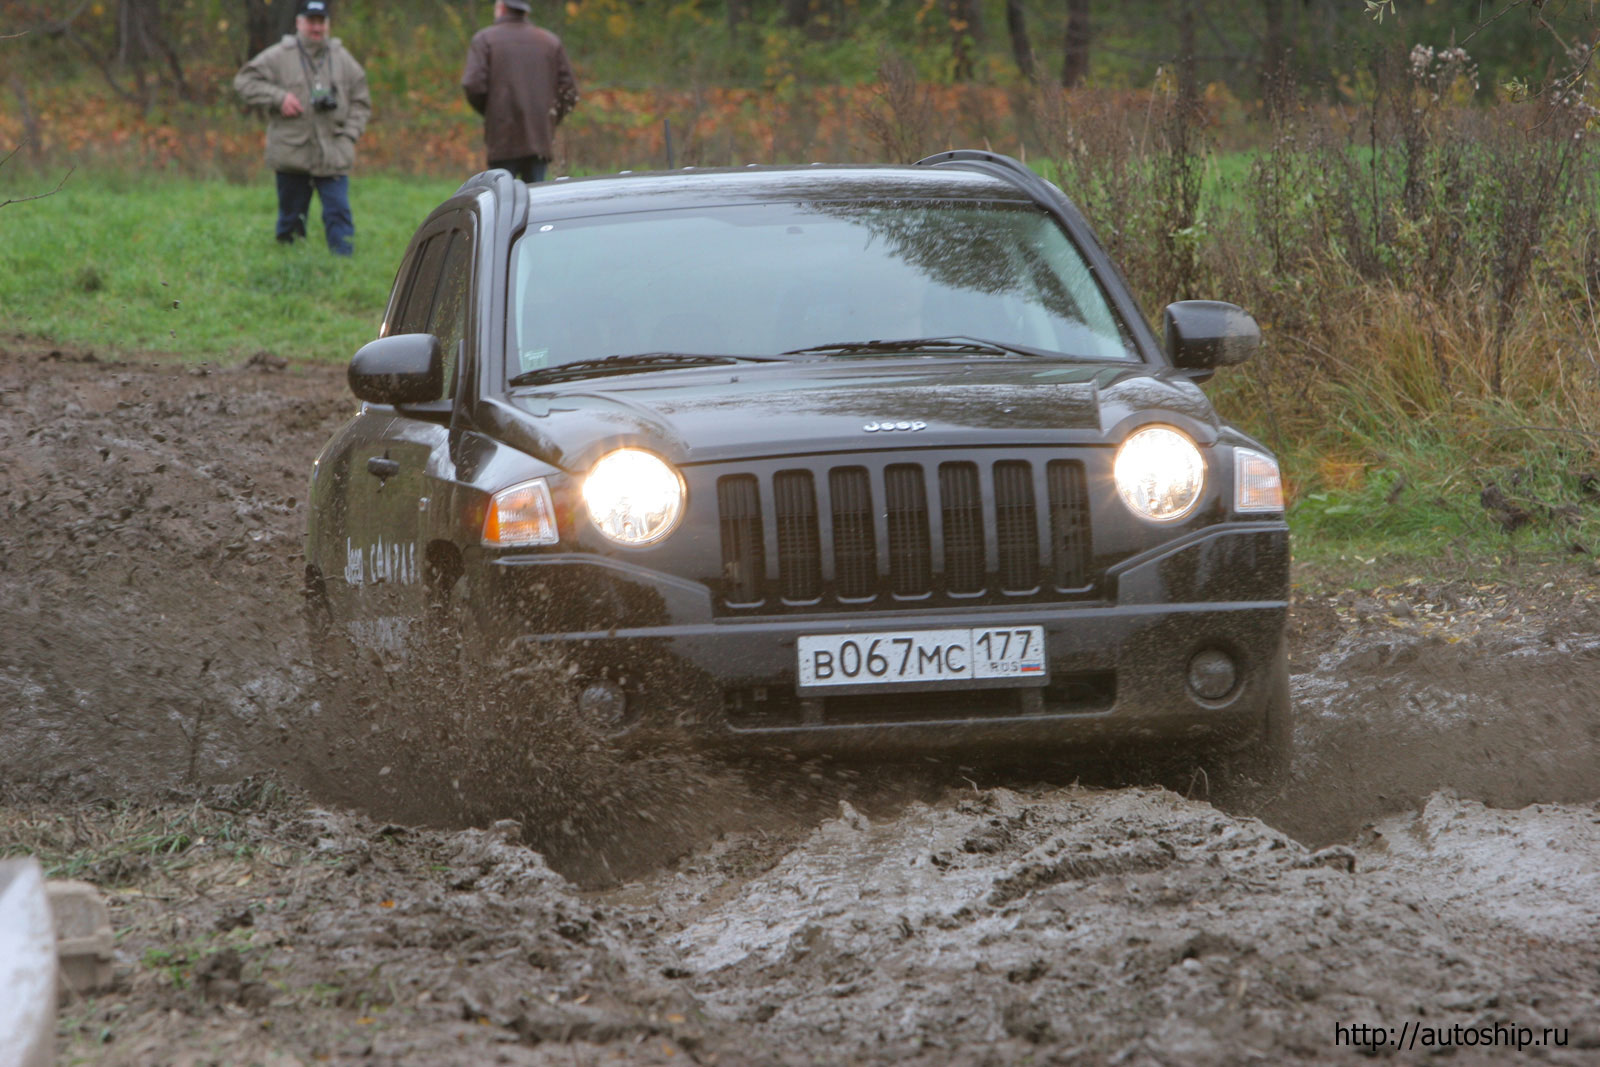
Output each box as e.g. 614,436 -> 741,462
1278,432 -> 1600,591
0,171 -> 459,362
0,803 -> 247,883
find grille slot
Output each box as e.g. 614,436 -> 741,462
884,464 -> 932,597
717,474 -> 765,603
829,467 -> 877,598
939,462 -> 985,594
993,460 -> 1039,593
773,470 -> 821,601
1047,460 -> 1092,589
714,454 -> 1098,611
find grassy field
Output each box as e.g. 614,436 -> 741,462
0,171 -> 458,362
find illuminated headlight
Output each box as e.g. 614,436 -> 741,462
1114,425 -> 1205,522
582,448 -> 684,546
1234,448 -> 1284,513
483,478 -> 560,546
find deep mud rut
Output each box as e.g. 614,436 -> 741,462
3,343 -> 1600,1065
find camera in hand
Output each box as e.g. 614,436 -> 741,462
310,85 -> 338,112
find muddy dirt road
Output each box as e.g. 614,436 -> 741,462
3,343 -> 1600,1065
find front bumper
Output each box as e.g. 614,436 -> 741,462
463,522 -> 1289,753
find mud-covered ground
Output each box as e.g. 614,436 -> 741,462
3,342 -> 1600,1065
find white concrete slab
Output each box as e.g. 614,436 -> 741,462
0,858 -> 56,1067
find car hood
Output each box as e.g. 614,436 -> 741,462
497,358 -> 1224,471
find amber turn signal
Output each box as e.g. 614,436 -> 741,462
483,478 -> 559,546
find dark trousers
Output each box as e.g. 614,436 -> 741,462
275,172 -> 354,255
489,155 -> 549,183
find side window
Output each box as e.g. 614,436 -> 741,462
430,230 -> 474,400
381,245 -> 419,337
391,232 -> 449,337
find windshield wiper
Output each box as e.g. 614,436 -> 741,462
509,352 -> 753,387
781,336 -> 1061,359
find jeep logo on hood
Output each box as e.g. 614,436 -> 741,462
864,420 -> 927,432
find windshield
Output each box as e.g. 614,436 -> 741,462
508,199 -> 1139,379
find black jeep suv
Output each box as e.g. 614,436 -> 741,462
305,150 -> 1290,765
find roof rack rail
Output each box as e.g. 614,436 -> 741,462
453,168 -> 529,233
913,149 -> 1063,213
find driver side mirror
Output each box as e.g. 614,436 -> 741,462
1163,301 -> 1260,380
348,333 -> 443,405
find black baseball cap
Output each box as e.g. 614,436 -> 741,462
501,0 -> 531,11
298,0 -> 329,17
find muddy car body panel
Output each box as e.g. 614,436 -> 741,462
306,152 -> 1290,757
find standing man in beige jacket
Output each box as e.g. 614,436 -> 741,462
234,0 -> 371,255
461,0 -> 579,183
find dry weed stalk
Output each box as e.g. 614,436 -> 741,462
859,52 -> 943,163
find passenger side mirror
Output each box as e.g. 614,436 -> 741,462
348,333 -> 443,405
1163,301 -> 1260,377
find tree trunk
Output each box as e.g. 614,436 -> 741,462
726,0 -> 753,43
947,0 -> 983,81
1260,0 -> 1289,116
1004,0 -> 1035,82
1060,0 -> 1090,88
242,0 -> 291,61
139,0 -> 190,100
1176,0 -> 1199,118
8,75 -> 43,161
109,0 -> 189,106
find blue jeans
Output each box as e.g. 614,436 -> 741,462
489,155 -> 549,183
275,172 -> 354,255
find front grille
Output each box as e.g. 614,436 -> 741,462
715,456 -> 1094,610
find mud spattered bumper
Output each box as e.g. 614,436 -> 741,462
467,522 -> 1289,753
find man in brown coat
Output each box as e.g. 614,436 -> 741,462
461,0 -> 579,183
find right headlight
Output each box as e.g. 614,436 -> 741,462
1114,425 -> 1206,522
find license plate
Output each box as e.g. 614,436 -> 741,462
796,626 -> 1048,693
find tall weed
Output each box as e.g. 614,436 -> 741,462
1016,37 -> 1600,563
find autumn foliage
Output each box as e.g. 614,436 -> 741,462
0,69 -> 1042,177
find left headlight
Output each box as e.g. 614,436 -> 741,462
1114,425 -> 1206,522
582,448 -> 685,546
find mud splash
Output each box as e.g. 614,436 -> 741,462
5,345 -> 1598,861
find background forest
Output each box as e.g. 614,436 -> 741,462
3,0 -> 1600,575
1,0 -> 1592,171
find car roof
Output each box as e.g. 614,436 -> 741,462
519,163 -> 1037,219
